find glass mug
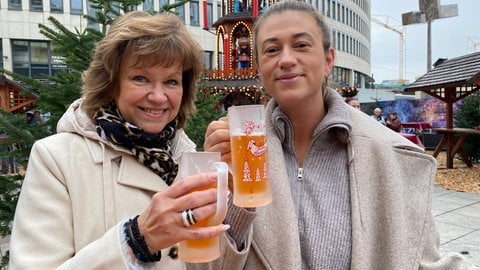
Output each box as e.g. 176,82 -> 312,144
228,104 -> 272,207
177,152 -> 228,263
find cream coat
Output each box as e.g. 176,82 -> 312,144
9,99 -> 196,269
190,102 -> 478,269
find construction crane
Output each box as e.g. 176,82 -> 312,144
372,16 -> 406,84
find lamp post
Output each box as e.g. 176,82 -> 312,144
402,0 -> 458,72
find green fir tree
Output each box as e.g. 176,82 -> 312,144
454,93 -> 480,160
0,1 -> 190,267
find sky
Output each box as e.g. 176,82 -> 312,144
370,0 -> 480,84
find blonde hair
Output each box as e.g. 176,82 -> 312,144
81,11 -> 204,128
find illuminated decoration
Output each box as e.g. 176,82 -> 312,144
336,86 -> 359,97
201,67 -> 263,104
200,0 -> 278,106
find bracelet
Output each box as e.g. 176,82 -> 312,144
124,215 -> 161,263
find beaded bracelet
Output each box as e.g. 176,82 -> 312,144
124,215 -> 161,263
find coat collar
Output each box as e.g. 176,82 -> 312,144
116,155 -> 170,192
85,135 -> 174,193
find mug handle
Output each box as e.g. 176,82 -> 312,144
208,161 -> 229,226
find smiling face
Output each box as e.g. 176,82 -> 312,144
115,53 -> 183,134
255,10 -> 334,110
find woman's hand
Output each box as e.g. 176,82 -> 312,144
204,117 -> 232,165
137,172 -> 229,252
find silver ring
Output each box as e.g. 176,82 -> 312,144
181,209 -> 196,227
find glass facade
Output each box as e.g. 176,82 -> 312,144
190,0 -> 199,26
30,0 -> 43,11
313,0 -> 372,87
12,40 -> 65,79
2,0 -> 370,85
0,41 -> 3,69
143,0 -> 153,11
204,51 -> 213,70
70,0 -> 82,14
175,0 -> 185,22
207,0 -> 213,29
159,0 -> 168,11
8,0 -> 21,10
50,0 -> 63,12
86,0 -> 99,30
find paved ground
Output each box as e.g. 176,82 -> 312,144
433,186 -> 480,266
1,186 -> 479,267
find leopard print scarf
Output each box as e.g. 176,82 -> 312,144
95,102 -> 178,186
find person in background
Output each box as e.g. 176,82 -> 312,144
345,97 -> 360,109
25,112 -> 36,125
371,107 -> 386,125
9,11 -> 229,269
386,111 -> 402,132
197,1 -> 477,269
33,110 -> 44,124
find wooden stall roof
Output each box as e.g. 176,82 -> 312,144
404,51 -> 480,93
0,74 -> 38,114
404,52 -> 480,130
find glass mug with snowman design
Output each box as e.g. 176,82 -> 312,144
228,104 -> 272,207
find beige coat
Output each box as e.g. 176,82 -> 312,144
9,99 -> 196,269
191,105 -> 478,269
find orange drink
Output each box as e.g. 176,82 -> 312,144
230,134 -> 271,207
177,152 -> 228,263
228,105 -> 272,207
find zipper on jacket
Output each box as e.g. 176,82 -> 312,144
297,167 -> 303,181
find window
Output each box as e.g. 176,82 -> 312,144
218,52 -> 223,69
204,51 -> 213,69
50,45 -> 67,75
30,0 -> 43,11
159,0 -> 168,11
175,0 -> 185,22
11,40 -> 66,79
332,1 -> 335,20
326,0 -> 330,17
190,0 -> 199,26
143,0 -> 153,11
8,0 -> 21,10
332,30 -> 336,49
0,41 -> 3,70
12,41 -> 30,77
87,0 -> 99,30
30,42 -> 49,78
50,0 -> 63,12
70,0 -> 82,14
337,32 -> 341,50
207,0 -> 213,28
